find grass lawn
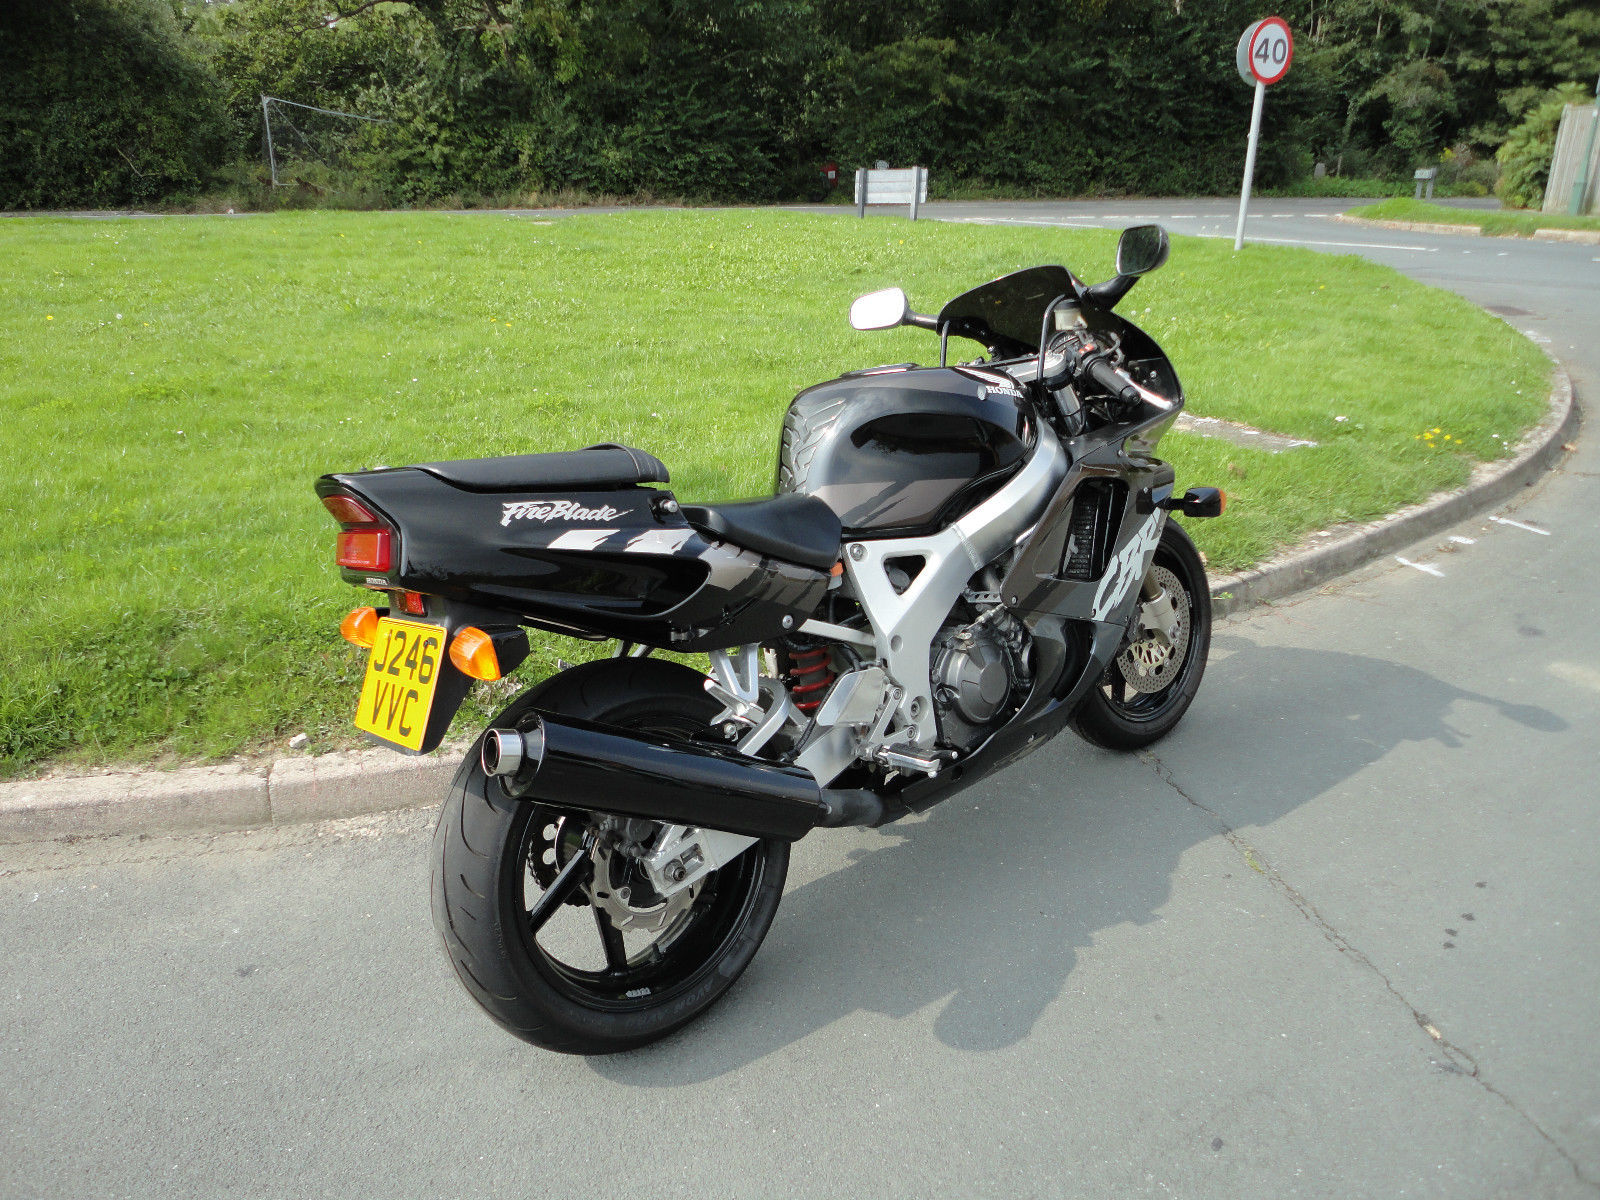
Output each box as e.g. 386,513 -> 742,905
0,209 -> 1551,775
1353,198 -> 1600,236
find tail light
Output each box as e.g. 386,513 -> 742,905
322,492 -> 394,574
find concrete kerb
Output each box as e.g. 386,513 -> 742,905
1210,355 -> 1577,617
1331,211 -> 1600,245
0,743 -> 470,846
0,363 -> 1577,846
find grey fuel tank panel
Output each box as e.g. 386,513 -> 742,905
775,365 -> 1036,538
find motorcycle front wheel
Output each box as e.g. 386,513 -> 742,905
431,658 -> 789,1054
1071,519 -> 1212,751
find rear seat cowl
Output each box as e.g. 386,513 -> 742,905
413,444 -> 669,492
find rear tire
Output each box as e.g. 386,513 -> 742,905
431,658 -> 789,1054
1071,520 -> 1211,751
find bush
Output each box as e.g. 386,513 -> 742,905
1496,83 -> 1592,210
0,0 -> 228,209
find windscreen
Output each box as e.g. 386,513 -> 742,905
936,265 -> 1078,358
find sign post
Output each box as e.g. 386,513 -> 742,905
1233,17 -> 1294,250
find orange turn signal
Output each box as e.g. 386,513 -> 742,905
449,626 -> 503,681
340,606 -> 379,649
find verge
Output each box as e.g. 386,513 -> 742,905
1332,212 -> 1600,245
0,359 -> 1577,845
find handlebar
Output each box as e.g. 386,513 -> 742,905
1044,329 -> 1144,407
1083,355 -> 1143,406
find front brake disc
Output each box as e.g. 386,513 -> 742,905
1117,566 -> 1190,694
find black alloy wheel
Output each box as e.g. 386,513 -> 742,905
1070,519 -> 1211,751
431,658 -> 790,1054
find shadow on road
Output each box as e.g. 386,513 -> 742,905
590,635 -> 1564,1084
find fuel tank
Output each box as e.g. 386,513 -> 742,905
775,365 -> 1035,537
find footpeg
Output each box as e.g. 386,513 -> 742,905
874,743 -> 945,777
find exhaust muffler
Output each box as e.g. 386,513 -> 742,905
481,713 -> 877,840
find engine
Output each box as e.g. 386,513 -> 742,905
930,606 -> 1031,754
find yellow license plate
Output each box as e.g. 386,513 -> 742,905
354,617 -> 446,751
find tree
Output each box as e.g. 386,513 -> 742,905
0,0 -> 229,208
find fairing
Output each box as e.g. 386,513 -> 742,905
315,469 -> 828,652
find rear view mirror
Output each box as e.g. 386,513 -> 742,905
849,287 -> 910,331
1115,225 -> 1170,277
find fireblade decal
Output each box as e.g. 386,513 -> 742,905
1090,512 -> 1163,622
501,500 -> 628,527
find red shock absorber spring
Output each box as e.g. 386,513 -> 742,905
786,646 -> 835,714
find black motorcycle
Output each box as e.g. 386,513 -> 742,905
316,224 -> 1223,1054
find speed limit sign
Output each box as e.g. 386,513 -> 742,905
1232,17 -> 1293,249
1236,17 -> 1293,87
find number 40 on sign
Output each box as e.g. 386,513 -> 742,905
1233,16 -> 1294,250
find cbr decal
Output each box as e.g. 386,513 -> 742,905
501,500 -> 628,527
1090,512 -> 1162,621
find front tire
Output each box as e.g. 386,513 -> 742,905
1071,519 -> 1211,751
431,658 -> 789,1054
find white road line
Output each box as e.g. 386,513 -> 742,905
1194,232 -> 1437,253
1547,661 -> 1600,694
1489,515 -> 1551,535
1449,536 -> 1476,545
946,217 -> 1101,229
1396,556 -> 1445,577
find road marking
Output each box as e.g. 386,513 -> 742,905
1395,556 -> 1445,576
946,217 -> 1101,229
947,216 -> 1441,253
1194,232 -> 1437,253
1488,515 -> 1550,535
1449,536 -> 1476,545
1547,661 -> 1600,693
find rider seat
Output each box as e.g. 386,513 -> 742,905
416,443 -> 669,492
679,495 -> 842,571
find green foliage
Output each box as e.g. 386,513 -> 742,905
0,210 -> 1550,773
0,0 -> 229,208
1495,83 -> 1593,209
5,0 -> 1600,213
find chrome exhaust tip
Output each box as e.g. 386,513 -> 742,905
481,719 -> 546,778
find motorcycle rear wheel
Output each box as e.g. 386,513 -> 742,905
1071,519 -> 1211,751
431,658 -> 789,1054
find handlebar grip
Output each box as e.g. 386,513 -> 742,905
1084,356 -> 1143,405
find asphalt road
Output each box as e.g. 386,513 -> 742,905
3,200 -> 1596,1200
